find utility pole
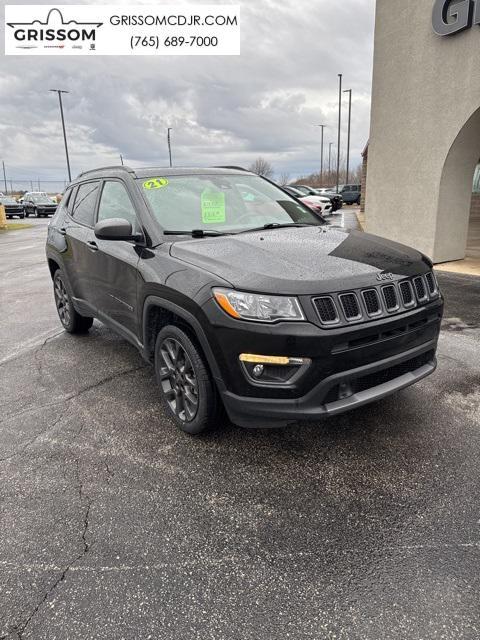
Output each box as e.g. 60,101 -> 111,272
167,128 -> 173,167
2,161 -> 7,193
336,73 -> 343,193
315,125 -> 327,186
343,89 -> 352,184
49,89 -> 72,182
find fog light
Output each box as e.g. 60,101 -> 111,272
239,354 -> 308,366
252,364 -> 264,378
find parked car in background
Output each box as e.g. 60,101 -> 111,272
339,184 -> 361,205
294,185 -> 343,212
46,165 -> 443,434
0,195 -> 25,219
23,193 -> 58,217
283,186 -> 333,216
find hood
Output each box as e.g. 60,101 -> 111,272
170,227 -> 431,295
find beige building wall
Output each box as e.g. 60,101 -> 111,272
366,0 -> 480,263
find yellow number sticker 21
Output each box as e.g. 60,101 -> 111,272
143,178 -> 169,190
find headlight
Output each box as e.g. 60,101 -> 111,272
213,288 -> 305,323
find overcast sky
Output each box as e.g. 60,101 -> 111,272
0,0 -> 375,187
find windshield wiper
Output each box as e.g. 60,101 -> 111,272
237,222 -> 321,234
163,229 -> 231,238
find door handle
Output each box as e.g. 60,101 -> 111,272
87,240 -> 98,252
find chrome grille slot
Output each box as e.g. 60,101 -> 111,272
362,289 -> 382,316
382,284 -> 399,312
399,281 -> 415,307
339,293 -> 362,321
313,296 -> 339,325
425,272 -> 437,296
413,276 -> 428,302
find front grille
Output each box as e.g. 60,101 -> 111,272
340,293 -> 362,320
311,272 -> 439,329
413,276 -> 427,301
382,285 -> 399,311
314,297 -> 338,324
425,272 -> 437,296
362,289 -> 381,316
399,281 -> 415,307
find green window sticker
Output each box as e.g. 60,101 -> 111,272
143,178 -> 169,190
201,190 -> 226,224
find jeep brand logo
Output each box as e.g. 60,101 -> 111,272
376,273 -> 394,281
432,0 -> 480,36
7,8 -> 103,46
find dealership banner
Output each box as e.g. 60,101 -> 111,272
4,5 -> 241,55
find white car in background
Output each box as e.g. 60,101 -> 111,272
283,185 -> 333,216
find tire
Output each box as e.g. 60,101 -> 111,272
34,208 -> 38,218
155,325 -> 221,434
20,213 -> 25,219
53,269 -> 93,334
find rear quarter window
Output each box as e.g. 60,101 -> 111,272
72,181 -> 100,227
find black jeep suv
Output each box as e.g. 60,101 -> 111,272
46,166 -> 443,434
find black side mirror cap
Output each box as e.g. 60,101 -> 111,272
94,218 -> 143,242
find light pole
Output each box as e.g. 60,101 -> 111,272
343,89 -> 352,184
120,154 -> 124,166
328,143 -> 333,178
167,127 -> 173,167
49,89 -> 72,182
2,161 -> 7,194
336,73 -> 343,193
315,124 -> 327,185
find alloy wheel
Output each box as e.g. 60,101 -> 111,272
159,337 -> 199,422
54,276 -> 71,327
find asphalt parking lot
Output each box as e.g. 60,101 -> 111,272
1,217 -> 479,639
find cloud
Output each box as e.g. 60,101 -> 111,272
0,0 -> 375,188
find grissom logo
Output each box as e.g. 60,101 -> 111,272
7,8 -> 103,46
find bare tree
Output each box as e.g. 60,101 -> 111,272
278,172 -> 291,186
248,157 -> 274,179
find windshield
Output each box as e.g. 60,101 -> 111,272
138,174 -> 323,234
32,196 -> 53,204
0,197 -> 18,204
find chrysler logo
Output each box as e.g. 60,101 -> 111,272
376,272 -> 394,281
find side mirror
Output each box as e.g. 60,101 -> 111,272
94,218 -> 142,242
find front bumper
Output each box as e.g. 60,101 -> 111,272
200,296 -> 443,428
222,341 -> 437,428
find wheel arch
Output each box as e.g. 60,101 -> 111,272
142,296 -> 224,389
47,258 -> 61,280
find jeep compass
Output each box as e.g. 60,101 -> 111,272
45,166 -> 443,433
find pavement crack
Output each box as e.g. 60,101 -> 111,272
9,461 -> 94,639
0,408 -> 67,463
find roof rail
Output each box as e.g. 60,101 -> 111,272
212,165 -> 250,172
76,165 -> 134,178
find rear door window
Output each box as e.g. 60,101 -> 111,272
72,181 -> 100,227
